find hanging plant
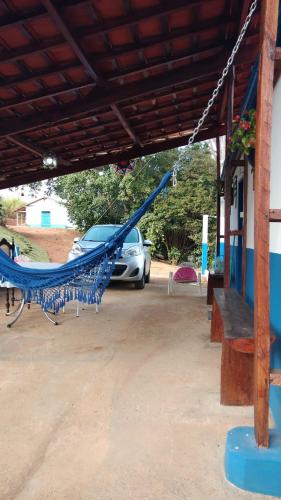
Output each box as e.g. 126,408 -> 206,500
228,109 -> 256,165
115,159 -> 135,175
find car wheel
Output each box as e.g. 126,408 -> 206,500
135,270 -> 145,289
145,268 -> 150,283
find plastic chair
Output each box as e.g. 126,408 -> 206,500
168,263 -> 202,296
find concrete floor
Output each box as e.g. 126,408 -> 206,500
0,264 -> 275,499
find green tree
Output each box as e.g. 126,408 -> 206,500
55,144 -> 217,266
1,198 -> 25,218
138,143 -> 216,263
55,149 -> 179,231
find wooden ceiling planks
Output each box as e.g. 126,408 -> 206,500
0,0 -> 260,188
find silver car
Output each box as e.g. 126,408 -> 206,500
68,224 -> 152,289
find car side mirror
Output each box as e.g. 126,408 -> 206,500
73,237 -> 80,243
143,239 -> 152,247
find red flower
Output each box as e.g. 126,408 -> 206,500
240,121 -> 251,130
234,114 -> 240,122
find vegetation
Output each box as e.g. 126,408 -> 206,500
1,197 -> 25,218
0,226 -> 49,262
55,144 -> 217,265
228,109 -> 256,156
0,198 -> 4,224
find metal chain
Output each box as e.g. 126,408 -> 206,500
172,0 -> 258,187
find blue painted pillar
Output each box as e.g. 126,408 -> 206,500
201,214 -> 209,276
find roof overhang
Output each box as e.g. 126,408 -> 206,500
0,0 -> 260,188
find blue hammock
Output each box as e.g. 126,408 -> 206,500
0,171 -> 172,312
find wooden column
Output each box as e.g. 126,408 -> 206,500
226,66 -> 235,139
242,159 -> 248,299
224,67 -> 235,288
216,137 -> 221,256
254,0 -> 279,448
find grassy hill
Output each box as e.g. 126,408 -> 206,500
0,226 -> 49,262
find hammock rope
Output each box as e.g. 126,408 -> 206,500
0,171 -> 172,311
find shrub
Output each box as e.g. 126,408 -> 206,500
168,247 -> 182,265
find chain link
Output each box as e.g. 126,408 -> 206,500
172,0 -> 258,184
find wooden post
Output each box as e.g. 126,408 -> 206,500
216,137 -> 221,257
254,0 -> 279,448
224,67 -> 235,288
242,158 -> 248,299
226,66 -> 235,140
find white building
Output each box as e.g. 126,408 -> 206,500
25,197 -> 73,228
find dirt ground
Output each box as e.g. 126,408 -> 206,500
0,250 -> 274,500
8,226 -> 80,263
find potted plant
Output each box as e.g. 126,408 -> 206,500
228,109 -> 256,168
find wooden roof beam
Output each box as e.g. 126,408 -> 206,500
19,77 -> 222,139
42,0 -> 104,85
2,124 -> 227,172
0,81 -> 94,113
0,61 -> 81,92
0,40 -> 256,115
0,35 -> 65,65
31,94 -> 226,149
106,35 -> 258,82
28,92 -> 244,152
0,0 -> 203,34
7,135 -> 70,167
42,0 -> 141,146
0,45 -> 255,139
0,122 -> 221,169
57,122 -> 220,158
0,124 -> 226,189
0,1 -> 88,30
92,16 -> 239,61
0,42 -> 230,111
7,135 -> 46,158
0,15 -> 239,67
109,104 -> 142,145
217,0 -> 257,123
2,116 -> 228,166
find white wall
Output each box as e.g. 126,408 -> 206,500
245,74 -> 281,254
25,198 -> 72,228
270,74 -> 281,255
246,164 -> 254,250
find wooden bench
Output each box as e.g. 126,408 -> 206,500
211,288 -> 275,406
207,272 -> 224,305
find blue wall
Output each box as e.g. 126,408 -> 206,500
246,248 -> 281,427
230,245 -> 242,294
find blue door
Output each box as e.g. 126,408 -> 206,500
41,211 -> 51,227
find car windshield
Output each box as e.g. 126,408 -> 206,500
83,226 -> 139,243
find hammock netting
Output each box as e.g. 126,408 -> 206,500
0,171 -> 172,312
